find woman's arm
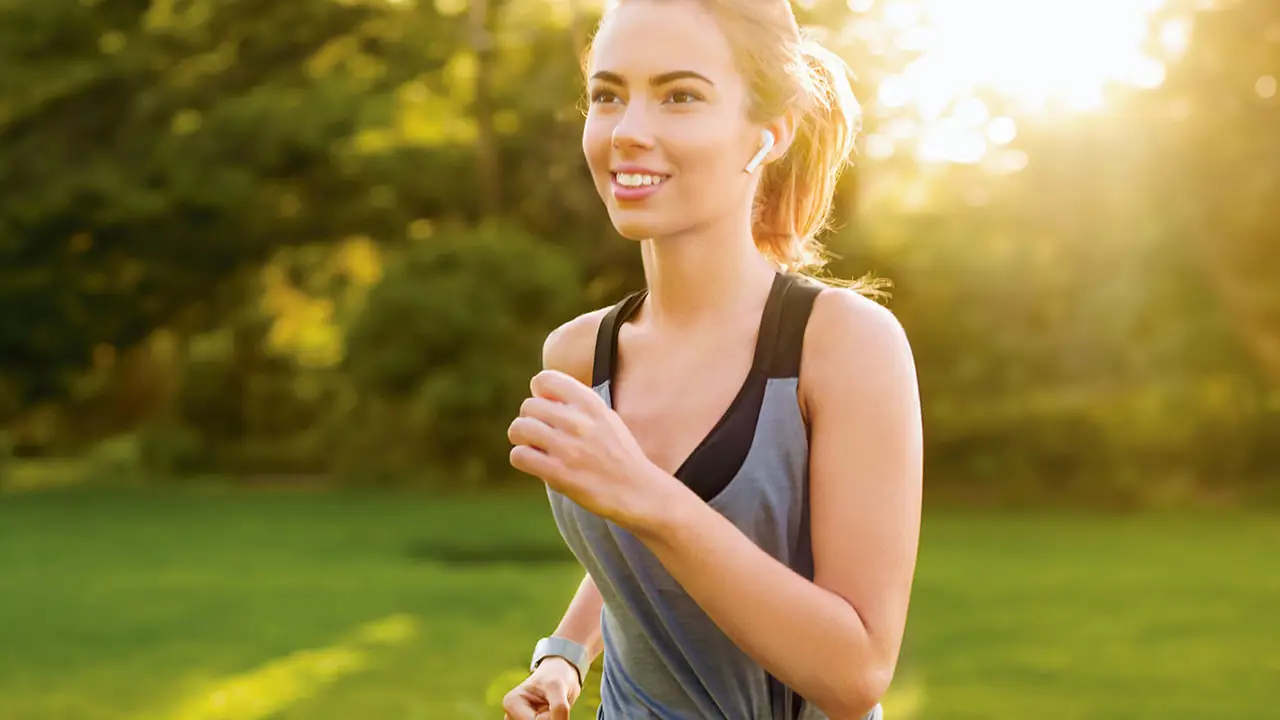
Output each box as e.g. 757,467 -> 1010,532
629,290 -> 923,719
537,308 -> 612,668
508,571 -> 602,718
546,572 -> 605,663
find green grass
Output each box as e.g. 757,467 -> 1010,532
0,488 -> 1275,719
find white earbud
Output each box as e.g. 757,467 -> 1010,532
743,129 -> 775,174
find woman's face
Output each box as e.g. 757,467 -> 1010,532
582,0 -> 763,241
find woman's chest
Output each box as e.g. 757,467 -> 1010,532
611,359 -> 752,478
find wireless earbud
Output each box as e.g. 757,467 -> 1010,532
743,129 -> 775,174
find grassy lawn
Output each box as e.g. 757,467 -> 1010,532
0,487 -> 1275,719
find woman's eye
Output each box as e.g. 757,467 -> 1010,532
667,90 -> 702,104
590,89 -> 621,104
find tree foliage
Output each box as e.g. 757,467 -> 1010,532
0,0 -> 459,405
1,0 -> 1276,503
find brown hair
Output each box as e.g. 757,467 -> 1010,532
587,0 -> 864,277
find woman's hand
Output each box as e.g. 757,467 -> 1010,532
508,369 -> 673,530
502,657 -> 581,720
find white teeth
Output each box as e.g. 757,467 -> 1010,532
615,173 -> 665,188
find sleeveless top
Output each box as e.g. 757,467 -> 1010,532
547,272 -> 883,720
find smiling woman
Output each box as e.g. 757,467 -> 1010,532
501,1 -> 922,720
578,0 -> 860,272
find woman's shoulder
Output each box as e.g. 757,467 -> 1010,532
541,305 -> 615,386
803,284 -> 914,391
807,284 -> 905,344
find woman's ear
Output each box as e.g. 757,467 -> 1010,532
744,114 -> 799,173
744,128 -> 776,173
765,112 -> 799,163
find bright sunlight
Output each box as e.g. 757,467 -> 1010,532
855,0 -> 1192,164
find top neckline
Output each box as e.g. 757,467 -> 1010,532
595,272 -> 792,482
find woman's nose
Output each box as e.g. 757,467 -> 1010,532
611,103 -> 656,151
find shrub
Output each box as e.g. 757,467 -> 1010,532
339,220 -> 583,486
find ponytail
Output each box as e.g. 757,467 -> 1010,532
753,39 -> 861,273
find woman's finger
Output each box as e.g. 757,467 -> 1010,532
520,396 -> 587,436
507,416 -> 560,452
531,369 -> 601,410
510,445 -> 567,484
501,689 -> 540,720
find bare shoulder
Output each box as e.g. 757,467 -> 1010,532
807,286 -> 912,358
801,286 -> 918,412
542,306 -> 614,386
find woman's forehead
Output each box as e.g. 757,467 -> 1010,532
589,1 -> 740,86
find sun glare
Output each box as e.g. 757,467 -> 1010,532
858,0 -> 1186,165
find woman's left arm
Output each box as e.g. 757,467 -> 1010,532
509,290 -> 923,719
630,291 -> 923,718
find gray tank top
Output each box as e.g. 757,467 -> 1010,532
548,272 -> 882,720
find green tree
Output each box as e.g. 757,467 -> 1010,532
0,0 -> 459,408
339,221 -> 582,484
1155,0 -> 1280,383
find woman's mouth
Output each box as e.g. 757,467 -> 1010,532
611,172 -> 669,202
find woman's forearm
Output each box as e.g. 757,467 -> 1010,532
630,480 -> 885,719
551,572 -> 605,661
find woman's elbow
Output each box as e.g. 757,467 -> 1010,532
818,664 -> 894,720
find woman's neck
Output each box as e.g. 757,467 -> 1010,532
638,219 -> 779,332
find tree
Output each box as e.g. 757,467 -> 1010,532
0,0 -> 458,408
1156,0 -> 1280,383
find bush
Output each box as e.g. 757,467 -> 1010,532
925,379 -> 1280,508
137,423 -> 211,478
339,220 -> 584,486
0,431 -> 13,488
79,434 -> 147,487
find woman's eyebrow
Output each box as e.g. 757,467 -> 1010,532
589,70 -> 716,87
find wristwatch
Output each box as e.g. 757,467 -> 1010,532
529,636 -> 591,685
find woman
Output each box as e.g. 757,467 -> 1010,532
504,1 -> 922,718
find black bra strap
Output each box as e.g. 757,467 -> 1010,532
766,274 -> 824,379
748,272 -> 791,376
595,273 -> 821,387
591,290 -> 647,388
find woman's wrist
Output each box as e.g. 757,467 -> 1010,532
531,636 -> 591,685
533,655 -> 585,687
624,469 -> 701,546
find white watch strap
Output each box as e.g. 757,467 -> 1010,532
530,636 -> 590,685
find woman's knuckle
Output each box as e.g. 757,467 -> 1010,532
520,397 -> 539,415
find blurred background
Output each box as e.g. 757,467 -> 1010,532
1,0 -> 1277,717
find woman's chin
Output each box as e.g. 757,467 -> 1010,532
609,214 -> 668,241
612,226 -> 652,241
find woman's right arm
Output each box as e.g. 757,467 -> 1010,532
503,310 -> 610,720
538,307 -> 612,666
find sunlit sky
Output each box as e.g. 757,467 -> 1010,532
579,0 -> 1196,167
850,0 -> 1191,165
